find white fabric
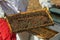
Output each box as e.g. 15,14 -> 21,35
39,0 -> 52,8
16,34 -> 21,40
0,0 -> 28,16
0,5 -> 4,18
34,36 -> 39,40
5,0 -> 28,12
17,32 -> 31,40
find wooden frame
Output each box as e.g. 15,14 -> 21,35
6,9 -> 54,33
28,27 -> 58,39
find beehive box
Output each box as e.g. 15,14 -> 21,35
28,27 -> 58,39
6,9 -> 54,33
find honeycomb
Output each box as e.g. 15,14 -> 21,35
29,27 -> 58,39
7,9 -> 54,33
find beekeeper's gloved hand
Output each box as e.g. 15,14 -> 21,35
39,0 -> 52,8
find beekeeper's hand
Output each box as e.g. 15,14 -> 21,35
39,0 -> 52,8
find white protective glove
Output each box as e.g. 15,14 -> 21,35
39,0 -> 52,8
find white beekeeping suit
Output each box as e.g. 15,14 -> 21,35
39,0 -> 52,8
0,5 -> 4,18
0,0 -> 28,15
